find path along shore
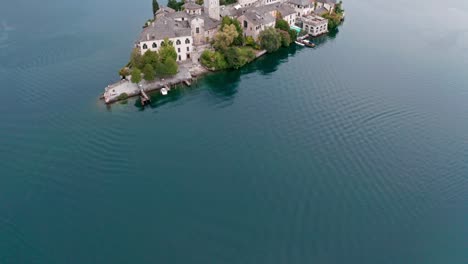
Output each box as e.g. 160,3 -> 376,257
102,50 -> 267,104
102,62 -> 209,104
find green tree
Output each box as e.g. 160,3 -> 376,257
288,29 -> 297,42
131,68 -> 142,83
213,24 -> 239,51
142,64 -> 155,81
278,29 -> 291,47
130,48 -> 144,69
259,27 -> 282,53
142,50 -> 159,68
119,67 -> 131,79
335,1 -> 344,14
167,0 -> 184,11
322,12 -> 341,30
152,0 -> 160,14
275,19 -> 289,32
159,38 -> 178,62
200,50 -> 229,70
221,16 -> 244,46
155,57 -> 178,76
224,47 -> 243,69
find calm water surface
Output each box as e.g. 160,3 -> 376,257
1,0 -> 467,263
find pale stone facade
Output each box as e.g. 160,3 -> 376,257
204,0 -> 220,20
302,14 -> 328,36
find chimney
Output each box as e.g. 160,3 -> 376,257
146,34 -> 150,41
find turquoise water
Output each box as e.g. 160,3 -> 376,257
1,0 -> 467,263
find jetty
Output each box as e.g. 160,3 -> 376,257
103,62 -> 204,104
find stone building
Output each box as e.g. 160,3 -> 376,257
302,14 -> 328,36
136,1 -> 221,63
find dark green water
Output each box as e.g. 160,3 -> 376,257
1,0 -> 468,263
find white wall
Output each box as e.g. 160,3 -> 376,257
139,36 -> 194,61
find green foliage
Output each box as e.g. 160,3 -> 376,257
143,64 -> 155,81
288,29 -> 297,42
322,12 -> 342,30
131,68 -> 142,83
152,0 -> 160,14
245,36 -> 260,49
201,47 -> 255,71
119,67 -> 131,78
159,38 -> 178,62
155,57 -> 178,76
221,16 -> 244,46
213,24 -> 239,51
335,1 -> 344,14
117,93 -> 129,100
259,27 -> 282,53
195,0 -> 203,4
130,48 -> 144,69
278,29 -> 291,47
275,19 -> 289,32
220,0 -> 236,5
167,0 -> 184,11
142,50 -> 159,68
200,50 -> 229,70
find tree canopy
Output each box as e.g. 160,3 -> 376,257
167,0 -> 184,11
259,27 -> 282,53
275,19 -> 289,32
159,38 -> 178,62
131,68 -> 142,83
155,57 -> 178,76
221,16 -> 244,46
213,24 -> 239,51
142,64 -> 155,81
278,29 -> 291,47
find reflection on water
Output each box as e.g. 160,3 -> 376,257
124,31 -> 343,110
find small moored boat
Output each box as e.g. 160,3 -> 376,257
161,87 -> 168,95
303,39 -> 316,48
295,40 -> 305,46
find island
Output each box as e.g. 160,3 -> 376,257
102,0 -> 344,104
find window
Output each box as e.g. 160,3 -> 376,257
186,47 -> 189,51
244,21 -> 248,28
178,47 -> 181,52
178,55 -> 181,61
152,42 -> 157,48
196,27 -> 200,33
185,38 -> 190,44
176,39 -> 181,45
143,44 -> 148,49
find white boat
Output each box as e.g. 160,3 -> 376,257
161,87 -> 168,95
295,40 -> 305,46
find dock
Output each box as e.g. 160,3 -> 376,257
103,62 -> 199,104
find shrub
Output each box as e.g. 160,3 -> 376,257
259,27 -> 282,53
155,57 -> 178,76
288,29 -> 297,42
275,19 -> 289,32
200,50 -> 229,70
143,64 -> 155,81
131,68 -> 142,83
278,29 -> 291,47
119,67 -> 131,78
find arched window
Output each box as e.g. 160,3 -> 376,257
185,38 -> 190,44
152,42 -> 157,48
176,39 -> 181,45
143,44 -> 148,49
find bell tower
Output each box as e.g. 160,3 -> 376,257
204,0 -> 220,20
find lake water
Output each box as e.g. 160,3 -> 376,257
1,0 -> 467,263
